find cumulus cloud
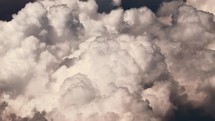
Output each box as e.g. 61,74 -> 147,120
187,0 -> 215,15
0,0 -> 215,121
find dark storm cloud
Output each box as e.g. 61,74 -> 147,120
0,0 -> 36,21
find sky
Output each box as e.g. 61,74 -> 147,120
0,0 -> 35,21
0,0 -> 181,21
0,0 -> 215,121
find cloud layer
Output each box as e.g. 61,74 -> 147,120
0,0 -> 215,121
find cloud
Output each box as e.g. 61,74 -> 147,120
187,0 -> 215,15
0,0 -> 215,121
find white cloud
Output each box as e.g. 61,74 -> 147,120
0,0 -> 215,121
187,0 -> 215,15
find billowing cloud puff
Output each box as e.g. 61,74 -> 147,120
0,0 -> 215,121
187,0 -> 215,15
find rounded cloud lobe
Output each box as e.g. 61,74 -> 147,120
187,0 -> 215,15
0,0 -> 215,121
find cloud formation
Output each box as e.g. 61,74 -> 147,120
187,0 -> 215,15
0,0 -> 215,121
